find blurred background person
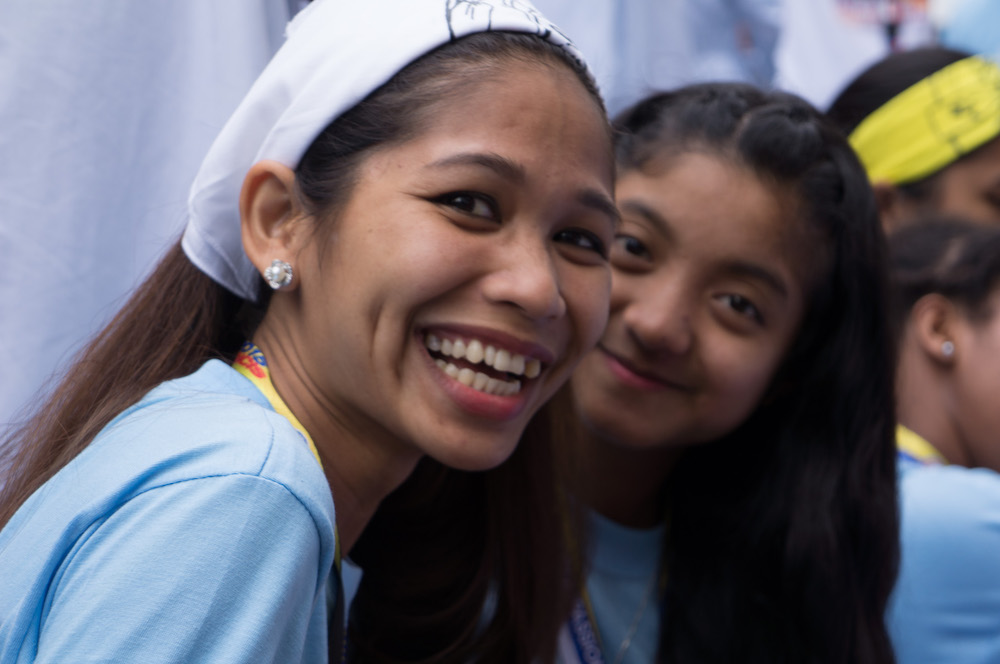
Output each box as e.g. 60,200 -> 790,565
828,48 -> 1000,231
888,219 -> 1000,664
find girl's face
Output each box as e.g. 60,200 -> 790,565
572,151 -> 809,450
932,137 -> 1000,226
950,288 -> 1000,472
291,62 -> 616,471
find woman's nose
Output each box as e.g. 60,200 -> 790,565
481,239 -> 566,320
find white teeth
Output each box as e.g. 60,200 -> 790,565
473,372 -> 489,391
424,333 -> 543,381
457,367 -> 475,386
433,359 -> 522,396
494,349 -> 511,372
466,339 -> 485,364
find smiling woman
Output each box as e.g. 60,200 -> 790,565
0,1 -> 615,662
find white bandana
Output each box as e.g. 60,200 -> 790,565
181,0 -> 587,300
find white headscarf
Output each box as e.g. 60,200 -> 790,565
181,0 -> 587,300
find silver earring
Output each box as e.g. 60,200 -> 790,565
263,259 -> 293,290
942,340 -> 955,357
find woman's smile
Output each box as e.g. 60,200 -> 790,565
420,327 -> 551,420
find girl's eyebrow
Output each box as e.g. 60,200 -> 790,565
619,198 -> 674,241
718,260 -> 789,299
620,198 -> 789,298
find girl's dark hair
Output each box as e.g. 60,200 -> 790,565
889,219 -> 1000,334
0,30 -> 603,664
826,46 -> 973,201
614,83 -> 899,664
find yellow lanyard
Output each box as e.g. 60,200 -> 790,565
233,341 -> 341,570
233,342 -> 322,467
896,424 -> 946,466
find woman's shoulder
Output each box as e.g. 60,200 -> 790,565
11,358 -> 334,542
107,359 -> 323,482
899,463 -> 1000,536
896,463 -> 1000,585
892,465 -> 1000,662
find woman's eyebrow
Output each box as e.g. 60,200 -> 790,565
429,151 -> 620,226
428,152 -> 525,182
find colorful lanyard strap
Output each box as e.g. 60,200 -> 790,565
562,576 -> 665,664
896,424 -> 946,466
564,592 -> 609,664
559,505 -> 666,664
232,341 -> 342,571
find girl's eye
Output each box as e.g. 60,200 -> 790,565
610,234 -> 653,272
554,228 -> 608,258
615,234 -> 650,259
717,293 -> 763,324
436,192 -> 498,221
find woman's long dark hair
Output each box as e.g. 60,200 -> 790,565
0,30 -> 605,664
613,84 -> 899,663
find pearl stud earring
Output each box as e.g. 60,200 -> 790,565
263,259 -> 293,290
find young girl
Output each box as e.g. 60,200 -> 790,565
558,83 -> 898,663
827,47 -> 1000,231
0,1 -> 617,662
887,220 -> 1000,664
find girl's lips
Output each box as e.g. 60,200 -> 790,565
599,345 -> 687,392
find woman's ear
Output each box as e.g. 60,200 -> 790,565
873,182 -> 908,235
240,160 -> 308,289
910,293 -> 960,367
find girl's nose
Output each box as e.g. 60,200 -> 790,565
620,280 -> 694,356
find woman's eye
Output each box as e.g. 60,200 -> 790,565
554,228 -> 607,258
718,293 -> 763,324
436,192 -> 498,220
612,234 -> 651,260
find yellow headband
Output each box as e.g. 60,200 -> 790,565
849,56 -> 1000,186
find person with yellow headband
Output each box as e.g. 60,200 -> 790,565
828,47 -> 1000,231
887,219 -> 1000,663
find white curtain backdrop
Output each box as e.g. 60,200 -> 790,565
537,0 -> 692,116
775,0 -> 935,110
0,0 -> 939,431
0,0 -> 304,428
